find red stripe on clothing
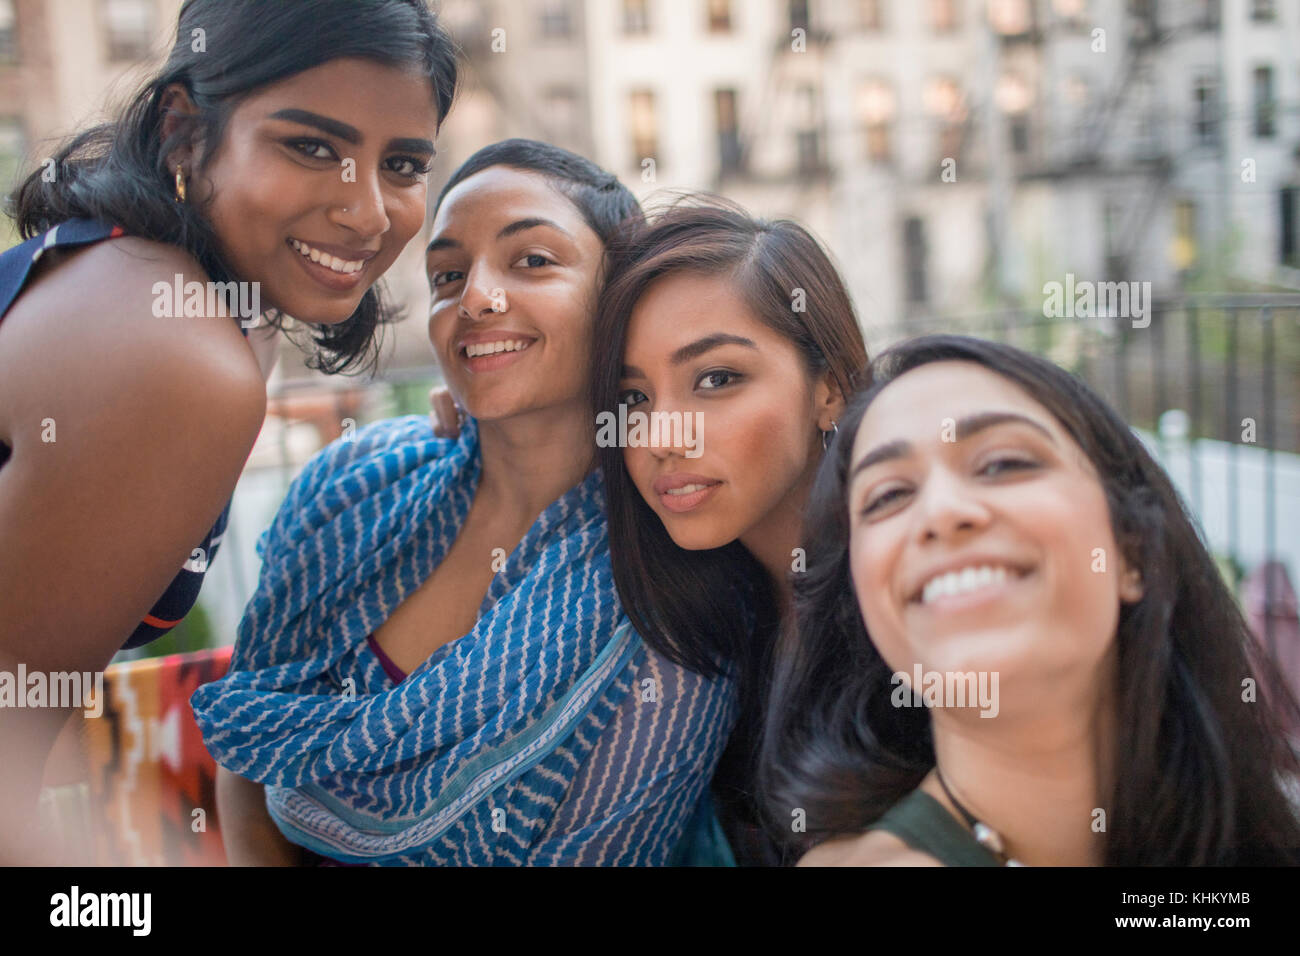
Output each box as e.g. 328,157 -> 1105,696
142,612 -> 181,629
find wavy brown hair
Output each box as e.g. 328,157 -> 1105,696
590,197 -> 869,859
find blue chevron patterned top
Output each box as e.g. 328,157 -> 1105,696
191,414 -> 739,864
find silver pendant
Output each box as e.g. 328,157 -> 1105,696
973,821 -> 1004,855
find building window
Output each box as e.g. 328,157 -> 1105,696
623,0 -> 651,35
1103,198 -> 1128,282
1193,75 -> 1218,146
931,0 -> 959,33
793,84 -> 822,174
1253,65 -> 1275,138
859,0 -> 884,30
1009,117 -> 1030,153
925,76 -> 967,162
1173,199 -> 1198,272
1251,0 -> 1275,22
103,0 -> 155,62
989,0 -> 1032,36
903,216 -> 927,305
788,0 -> 811,33
1170,197 -> 1196,270
996,71 -> 1032,154
857,78 -> 895,163
715,89 -> 742,174
539,0 -> 573,39
1280,188 -> 1298,267
1053,0 -> 1088,29
706,0 -> 732,32
0,0 -> 16,62
1128,0 -> 1158,42
628,89 -> 658,164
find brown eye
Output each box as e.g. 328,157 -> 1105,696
863,486 -> 910,516
697,369 -> 741,390
288,138 -> 336,161
977,456 -> 1038,477
387,155 -> 432,177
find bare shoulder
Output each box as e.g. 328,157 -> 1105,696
798,829 -> 944,867
0,234 -> 265,437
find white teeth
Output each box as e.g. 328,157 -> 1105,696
665,483 -> 710,496
290,238 -> 365,275
464,339 -> 532,358
920,564 -> 1012,605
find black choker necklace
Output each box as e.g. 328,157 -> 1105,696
934,768 -> 1025,866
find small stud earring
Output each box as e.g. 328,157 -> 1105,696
174,165 -> 187,203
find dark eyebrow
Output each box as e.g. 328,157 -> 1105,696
622,333 -> 758,378
955,411 -> 1054,443
270,110 -> 435,157
389,137 -> 436,156
426,217 -> 573,255
269,109 -> 360,144
849,411 -> 1056,481
498,217 -> 573,241
850,439 -> 910,478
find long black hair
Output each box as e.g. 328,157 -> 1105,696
760,334 -> 1300,865
8,0 -> 459,374
432,138 -> 642,249
589,198 -> 869,860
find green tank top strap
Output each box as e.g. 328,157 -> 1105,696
865,789 -> 1002,867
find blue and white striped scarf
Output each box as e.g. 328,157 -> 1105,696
191,415 -> 714,865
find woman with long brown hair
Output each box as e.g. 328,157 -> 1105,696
588,198 -> 870,864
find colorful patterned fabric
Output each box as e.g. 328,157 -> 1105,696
0,218 -> 237,650
41,647 -> 233,866
191,415 -> 738,865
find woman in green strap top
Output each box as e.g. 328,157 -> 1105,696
760,335 -> 1300,867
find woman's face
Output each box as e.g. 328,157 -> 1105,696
845,361 -> 1142,706
619,272 -> 830,551
194,57 -> 442,323
425,166 -> 606,423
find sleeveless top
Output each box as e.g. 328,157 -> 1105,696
0,218 -> 240,650
864,789 -> 1002,866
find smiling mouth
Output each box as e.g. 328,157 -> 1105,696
459,339 -> 535,359
912,563 -> 1031,606
287,238 -> 369,275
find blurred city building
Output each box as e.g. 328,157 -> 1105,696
441,0 -> 1300,332
4,1 -> 1299,351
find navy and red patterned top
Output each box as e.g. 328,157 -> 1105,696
0,218 -> 239,649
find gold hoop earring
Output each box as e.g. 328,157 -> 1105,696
174,166 -> 187,203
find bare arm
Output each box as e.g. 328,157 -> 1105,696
0,238 -> 266,859
216,768 -> 304,866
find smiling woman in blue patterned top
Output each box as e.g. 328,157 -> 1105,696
194,141 -> 740,865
